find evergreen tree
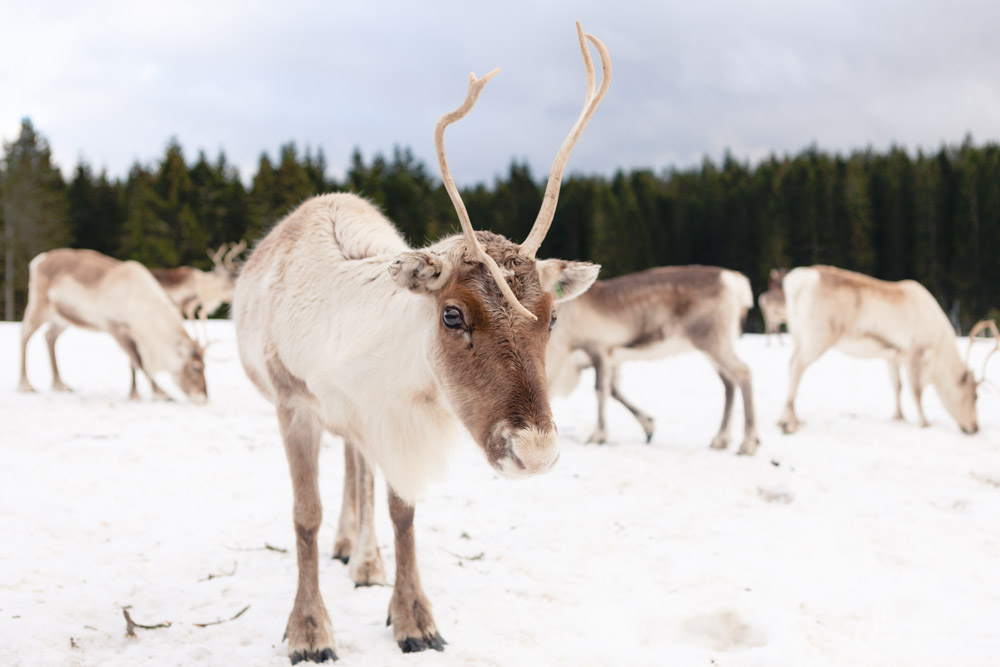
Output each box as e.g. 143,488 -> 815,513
1,119 -> 70,320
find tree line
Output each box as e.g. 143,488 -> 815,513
2,117 -> 998,330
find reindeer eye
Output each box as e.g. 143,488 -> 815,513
442,306 -> 464,330
549,312 -> 557,331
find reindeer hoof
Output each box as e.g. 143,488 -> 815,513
778,418 -> 799,434
290,647 -> 337,664
587,429 -> 607,444
332,538 -> 352,564
16,382 -> 36,393
737,438 -> 761,456
398,632 -> 446,653
348,553 -> 386,587
709,435 -> 729,450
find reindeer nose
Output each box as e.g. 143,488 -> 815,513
503,425 -> 560,476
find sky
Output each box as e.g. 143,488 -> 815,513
2,0 -> 1000,187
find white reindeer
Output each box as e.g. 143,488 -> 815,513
18,248 -> 207,402
151,240 -> 245,342
779,265 -> 992,434
546,265 -> 760,454
233,23 -> 609,663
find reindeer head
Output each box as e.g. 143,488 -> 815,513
945,319 -> 1000,434
171,335 -> 208,403
207,240 -> 247,300
389,22 -> 609,478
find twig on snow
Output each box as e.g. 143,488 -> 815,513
194,604 -> 251,628
200,561 -> 238,581
122,607 -> 172,638
225,543 -> 287,553
443,549 -> 485,561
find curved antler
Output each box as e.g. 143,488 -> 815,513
968,319 -> 1000,384
435,68 -> 538,321
520,22 -> 613,259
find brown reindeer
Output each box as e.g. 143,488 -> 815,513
233,23 -> 610,663
18,248 -> 207,402
547,265 -> 760,454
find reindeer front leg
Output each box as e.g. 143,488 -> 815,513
386,489 -> 445,653
278,403 -> 336,664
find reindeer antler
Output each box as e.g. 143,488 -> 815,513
968,319 -> 1000,384
207,244 -> 228,268
520,22 -> 613,259
435,68 -> 539,321
223,240 -> 247,274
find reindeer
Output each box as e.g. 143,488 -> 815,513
151,240 -> 245,342
758,267 -> 788,345
778,265 -> 993,434
17,248 -> 207,402
233,23 -> 609,663
546,265 -> 760,455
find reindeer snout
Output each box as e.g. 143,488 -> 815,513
496,424 -> 560,478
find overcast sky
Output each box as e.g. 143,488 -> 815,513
3,0 -> 999,187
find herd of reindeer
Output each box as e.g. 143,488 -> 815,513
12,22 -> 1000,665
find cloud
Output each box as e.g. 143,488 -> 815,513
2,0 -> 999,186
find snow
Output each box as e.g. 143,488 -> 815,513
1,320 -> 999,666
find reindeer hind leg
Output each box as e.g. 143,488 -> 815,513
45,324 -> 71,392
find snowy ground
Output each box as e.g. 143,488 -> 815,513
1,320 -> 999,667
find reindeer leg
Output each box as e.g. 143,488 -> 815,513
907,354 -> 930,428
45,324 -> 71,392
587,350 -> 610,444
346,443 -> 386,586
887,360 -> 904,420
108,325 -> 147,401
278,402 -> 336,664
609,365 -> 654,443
128,364 -> 141,401
386,489 -> 445,653
332,442 -> 359,563
725,354 -> 759,455
709,369 -> 736,450
779,337 -> 828,434
18,298 -> 48,393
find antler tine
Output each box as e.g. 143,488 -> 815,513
968,319 -> 1000,383
223,239 -> 247,273
435,68 -> 538,321
521,22 -> 613,259
207,244 -> 227,267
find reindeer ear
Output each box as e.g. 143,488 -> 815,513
389,251 -> 454,294
536,259 -> 600,303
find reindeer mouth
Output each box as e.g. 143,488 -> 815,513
490,424 -> 560,479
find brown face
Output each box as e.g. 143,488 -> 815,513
431,252 -> 560,478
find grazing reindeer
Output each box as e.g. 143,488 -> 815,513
546,265 -> 760,455
779,265 -> 991,434
17,248 -> 207,402
151,240 -> 245,341
233,23 -> 609,663
758,267 -> 788,345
